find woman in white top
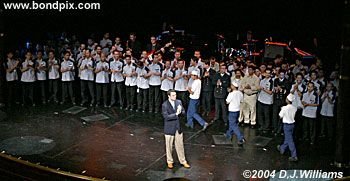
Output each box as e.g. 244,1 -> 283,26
225,82 -> 245,146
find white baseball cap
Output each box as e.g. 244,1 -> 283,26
287,94 -> 295,102
191,70 -> 199,76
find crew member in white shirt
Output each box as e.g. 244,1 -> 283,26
5,51 -> 20,106
161,60 -> 175,102
187,57 -> 201,88
301,82 -> 319,145
47,50 -> 60,103
109,51 -> 125,109
277,93 -> 298,162
148,55 -> 163,113
320,82 -> 336,141
173,60 -> 188,109
60,51 -> 76,105
20,51 -> 36,106
136,61 -> 151,112
95,53 -> 109,107
225,82 -> 246,146
290,73 -> 306,140
186,70 -> 208,130
257,69 -> 274,133
35,51 -> 47,104
79,50 -> 95,106
194,50 -> 204,68
123,55 -> 137,111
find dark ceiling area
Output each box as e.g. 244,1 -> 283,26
0,0 -> 344,55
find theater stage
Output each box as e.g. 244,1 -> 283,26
0,104 -> 345,180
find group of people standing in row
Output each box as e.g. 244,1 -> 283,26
2,32 -> 338,167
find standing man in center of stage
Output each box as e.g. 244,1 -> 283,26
186,70 -> 209,130
162,89 -> 190,169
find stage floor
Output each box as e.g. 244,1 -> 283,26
0,104 -> 345,180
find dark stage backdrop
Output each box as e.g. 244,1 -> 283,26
0,0 -> 343,64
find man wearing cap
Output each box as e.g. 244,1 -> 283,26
277,93 -> 298,162
225,82 -> 246,146
186,70 -> 209,130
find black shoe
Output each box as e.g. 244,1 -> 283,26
237,138 -> 246,146
238,122 -> 244,127
250,125 -> 256,129
288,157 -> 298,162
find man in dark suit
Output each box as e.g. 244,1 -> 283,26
162,89 -> 191,169
201,61 -> 216,116
212,64 -> 231,125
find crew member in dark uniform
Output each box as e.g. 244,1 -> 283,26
212,64 -> 231,125
201,61 -> 216,117
272,69 -> 291,135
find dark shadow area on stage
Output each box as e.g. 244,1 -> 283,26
0,104 -> 347,180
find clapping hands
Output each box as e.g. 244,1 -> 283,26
176,105 -> 182,116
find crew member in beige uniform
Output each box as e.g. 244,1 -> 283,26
240,66 -> 260,128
